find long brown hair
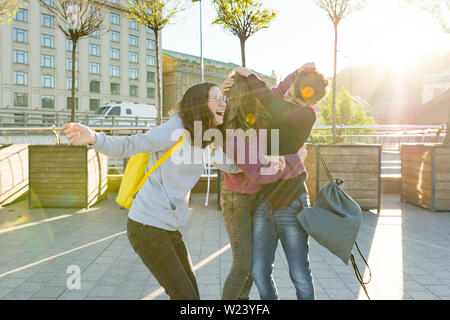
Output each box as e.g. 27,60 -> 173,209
176,82 -> 217,148
222,73 -> 266,134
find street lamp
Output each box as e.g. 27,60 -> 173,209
192,0 -> 204,82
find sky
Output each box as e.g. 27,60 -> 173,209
161,0 -> 450,81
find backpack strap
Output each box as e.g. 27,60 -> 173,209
350,242 -> 372,300
132,134 -> 185,199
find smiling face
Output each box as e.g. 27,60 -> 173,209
207,86 -> 226,126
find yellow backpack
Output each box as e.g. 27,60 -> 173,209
115,135 -> 185,210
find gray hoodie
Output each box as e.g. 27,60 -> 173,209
93,113 -> 238,231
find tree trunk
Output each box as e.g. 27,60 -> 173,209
71,39 -> 77,123
155,30 -> 163,125
332,22 -> 338,144
239,37 -> 246,67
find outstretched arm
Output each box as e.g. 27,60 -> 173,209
62,121 -> 179,159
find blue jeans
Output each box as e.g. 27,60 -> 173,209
252,192 -> 314,300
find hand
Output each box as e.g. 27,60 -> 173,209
234,67 -> 254,78
296,62 -> 316,75
297,145 -> 308,162
261,155 -> 286,175
61,123 -> 97,146
222,77 -> 234,94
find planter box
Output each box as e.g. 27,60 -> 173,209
401,144 -> 450,212
304,144 -> 381,213
28,145 -> 108,208
0,144 -> 28,206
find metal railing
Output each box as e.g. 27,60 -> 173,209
0,124 -> 447,176
0,109 -> 168,128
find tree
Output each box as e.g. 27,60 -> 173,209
127,0 -> 183,125
404,0 -> 449,33
212,0 -> 276,67
317,87 -> 375,143
316,0 -> 365,144
0,0 -> 24,24
40,0 -> 105,122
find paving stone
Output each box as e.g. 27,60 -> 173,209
32,286 -> 66,299
0,287 -> 14,299
3,291 -> 34,300
422,286 -> 450,296
407,290 -> 439,300
58,289 -> 90,300
14,281 -> 47,293
112,289 -> 143,300
1,194 -> 450,301
87,285 -> 119,297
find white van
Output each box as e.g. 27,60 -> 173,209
89,103 -> 157,126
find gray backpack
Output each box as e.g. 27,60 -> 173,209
296,136 -> 372,299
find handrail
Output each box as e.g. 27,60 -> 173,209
0,124 -> 447,132
0,127 -> 150,131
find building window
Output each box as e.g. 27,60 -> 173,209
14,71 -> 28,85
110,65 -> 120,77
66,58 -> 79,71
146,28 -> 154,34
89,62 -> 100,74
129,35 -> 138,47
42,95 -> 55,109
41,13 -> 54,28
66,78 -> 79,90
110,48 -> 120,60
90,99 -> 100,111
147,71 -> 155,82
41,34 -> 54,48
42,75 -> 55,88
146,39 -> 155,50
13,50 -> 28,64
67,97 -> 79,110
42,0 -> 54,6
89,43 -> 100,56
129,19 -> 138,30
147,87 -> 155,99
41,54 -> 54,68
111,83 -> 120,95
130,85 -> 138,97
14,92 -> 28,107
91,29 -> 100,38
110,30 -> 120,42
13,28 -> 28,43
129,68 -> 138,80
146,55 -> 155,66
14,8 -> 28,22
110,12 -> 120,25
90,80 -> 100,93
129,51 -> 138,63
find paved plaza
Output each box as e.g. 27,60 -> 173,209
0,193 -> 449,300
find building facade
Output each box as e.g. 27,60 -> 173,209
162,49 -> 277,116
0,0 -> 160,116
422,68 -> 450,104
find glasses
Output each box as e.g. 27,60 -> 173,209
209,95 -> 227,103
